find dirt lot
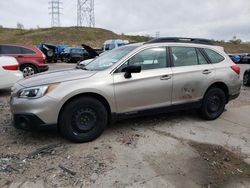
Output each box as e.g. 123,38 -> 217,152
1,63 -> 250,188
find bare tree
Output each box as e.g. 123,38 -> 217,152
17,22 -> 24,30
230,35 -> 242,44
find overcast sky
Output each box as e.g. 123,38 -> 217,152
0,0 -> 249,41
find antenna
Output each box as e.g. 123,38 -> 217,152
49,0 -> 62,27
77,0 -> 95,27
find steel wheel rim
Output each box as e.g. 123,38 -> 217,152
23,67 -> 35,77
72,107 -> 97,132
207,95 -> 221,113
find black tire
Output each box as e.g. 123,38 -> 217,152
46,50 -> 54,57
20,64 -> 37,77
59,97 -> 108,143
64,57 -> 71,63
243,71 -> 250,86
199,87 -> 226,120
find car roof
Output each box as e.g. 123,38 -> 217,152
145,37 -> 215,45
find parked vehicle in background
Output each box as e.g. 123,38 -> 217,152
103,39 -> 129,51
0,44 -> 48,77
76,44 -> 102,68
38,43 -> 69,63
243,69 -> 250,86
38,43 -> 57,63
11,37 -> 241,143
241,54 -> 250,64
61,47 -> 92,63
0,56 -> 23,89
228,54 -> 241,63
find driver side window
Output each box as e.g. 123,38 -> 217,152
117,47 -> 167,72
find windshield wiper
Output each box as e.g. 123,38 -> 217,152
76,64 -> 89,70
81,67 -> 89,70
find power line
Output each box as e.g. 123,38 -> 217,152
49,0 -> 62,27
77,0 -> 95,27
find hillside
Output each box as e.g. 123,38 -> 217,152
0,27 -> 249,53
0,27 -> 149,48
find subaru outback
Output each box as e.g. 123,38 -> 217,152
10,38 -> 241,143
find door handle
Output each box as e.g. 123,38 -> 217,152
160,75 -> 171,80
202,70 -> 212,75
17,55 -> 24,58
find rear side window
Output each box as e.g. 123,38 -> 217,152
0,45 -> 22,54
21,47 -> 36,54
204,48 -> 225,63
171,47 -> 199,67
105,44 -> 115,51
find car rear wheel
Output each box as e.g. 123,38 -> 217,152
47,50 -> 54,57
199,87 -> 226,120
243,71 -> 250,86
59,97 -> 108,143
20,64 -> 37,77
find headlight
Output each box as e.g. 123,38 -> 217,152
18,84 -> 59,99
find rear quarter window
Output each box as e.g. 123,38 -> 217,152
204,48 -> 225,63
21,47 -> 36,54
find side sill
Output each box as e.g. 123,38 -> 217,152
112,100 -> 202,121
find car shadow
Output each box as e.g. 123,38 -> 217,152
108,109 -> 200,130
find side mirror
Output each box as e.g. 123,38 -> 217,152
122,65 -> 141,79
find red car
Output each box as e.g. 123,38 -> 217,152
0,44 -> 49,77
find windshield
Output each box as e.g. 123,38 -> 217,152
84,45 -> 138,71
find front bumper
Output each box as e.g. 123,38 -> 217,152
10,95 -> 60,126
13,113 -> 56,130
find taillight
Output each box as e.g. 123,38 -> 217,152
2,65 -> 19,71
42,53 -> 46,60
231,65 -> 240,75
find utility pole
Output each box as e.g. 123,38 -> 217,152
49,0 -> 62,27
155,31 -> 160,38
77,0 -> 95,27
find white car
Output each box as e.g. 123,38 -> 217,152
0,56 -> 23,89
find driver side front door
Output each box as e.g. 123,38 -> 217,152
113,47 -> 173,113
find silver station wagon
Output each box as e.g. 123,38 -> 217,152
10,38 -> 241,142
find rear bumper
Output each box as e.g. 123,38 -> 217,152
13,113 -> 56,130
0,71 -> 23,89
37,64 -> 49,73
228,93 -> 240,101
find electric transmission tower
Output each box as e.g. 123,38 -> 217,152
77,0 -> 95,27
49,0 -> 62,27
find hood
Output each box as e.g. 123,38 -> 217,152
82,44 -> 99,58
18,68 -> 97,88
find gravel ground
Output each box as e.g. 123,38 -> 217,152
0,63 -> 250,188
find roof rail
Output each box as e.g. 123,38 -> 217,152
145,37 -> 215,45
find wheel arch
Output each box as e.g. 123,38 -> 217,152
204,82 -> 229,103
58,92 -> 112,127
20,62 -> 38,72
244,69 -> 250,75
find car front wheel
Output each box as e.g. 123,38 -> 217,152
59,97 -> 108,143
199,87 -> 226,120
